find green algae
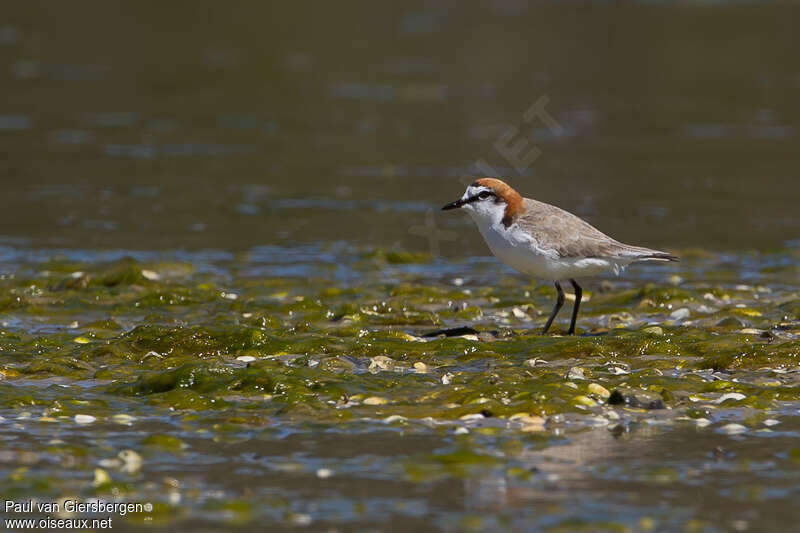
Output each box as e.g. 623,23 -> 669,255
0,250 -> 800,529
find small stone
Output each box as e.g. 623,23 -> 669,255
521,421 -> 546,432
382,415 -> 406,424
574,395 -> 597,408
118,450 -> 142,473
509,414 -> 546,430
739,328 -> 761,335
641,326 -> 664,336
695,418 -> 711,427
413,361 -> 428,373
111,414 -> 136,425
451,278 -> 464,286
454,427 -> 469,435
670,308 -> 690,320
362,396 -> 387,405
512,307 -> 532,320
93,468 -> 111,487
221,291 -> 238,300
566,367 -> 587,380
316,468 -> 333,479
73,336 -> 90,344
719,423 -> 747,435
608,366 -> 630,375
763,419 -> 780,427
607,389 -> 665,410
441,372 -> 454,385
369,356 -> 395,372
141,269 -> 160,280
524,358 -> 547,367
236,355 -> 257,363
714,393 -> 746,404
588,383 -> 611,399
716,316 -> 745,328
74,414 -> 96,424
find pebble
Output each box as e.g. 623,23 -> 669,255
118,450 -> 142,473
695,418 -> 711,427
670,308 -> 690,320
413,362 -> 428,373
454,427 -> 470,435
574,395 -> 597,408
382,415 -> 406,424
74,414 -> 96,424
512,307 -> 532,320
141,269 -> 160,280
111,414 -> 136,425
73,336 -> 90,344
566,367 -> 587,380
524,358 -> 548,367
441,372 -> 454,385
236,355 -> 257,363
316,468 -> 333,479
641,326 -> 664,336
714,393 -> 746,404
509,413 -> 546,430
719,423 -> 747,435
369,356 -> 395,372
763,419 -> 780,427
221,291 -> 238,300
588,383 -> 611,399
362,396 -> 388,405
93,468 -> 111,487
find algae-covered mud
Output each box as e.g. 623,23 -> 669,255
3,1 -> 800,531
1,245 -> 799,531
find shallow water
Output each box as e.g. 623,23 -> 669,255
1,2 -> 800,532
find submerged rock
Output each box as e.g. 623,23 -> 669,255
607,388 -> 665,410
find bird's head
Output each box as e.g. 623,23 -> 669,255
441,178 -> 523,227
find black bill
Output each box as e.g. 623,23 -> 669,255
441,198 -> 466,210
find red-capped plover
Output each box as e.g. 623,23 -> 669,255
442,178 -> 678,335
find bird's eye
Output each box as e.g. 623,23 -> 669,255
478,191 -> 492,200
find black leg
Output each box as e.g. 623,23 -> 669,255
541,281 -> 565,334
568,279 -> 582,335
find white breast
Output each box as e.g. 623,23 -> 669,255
471,215 -> 625,281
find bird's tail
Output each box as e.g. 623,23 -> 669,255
636,251 -> 680,262
618,244 -> 679,262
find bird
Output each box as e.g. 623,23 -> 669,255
442,178 -> 678,335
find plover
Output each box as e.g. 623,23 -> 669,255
442,178 -> 678,335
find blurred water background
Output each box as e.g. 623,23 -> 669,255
1,1 -> 798,253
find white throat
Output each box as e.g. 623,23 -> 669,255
461,185 -> 507,228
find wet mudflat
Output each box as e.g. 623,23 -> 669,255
0,246 -> 799,531
2,1 -> 800,531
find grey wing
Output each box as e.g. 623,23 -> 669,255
517,199 -> 678,261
